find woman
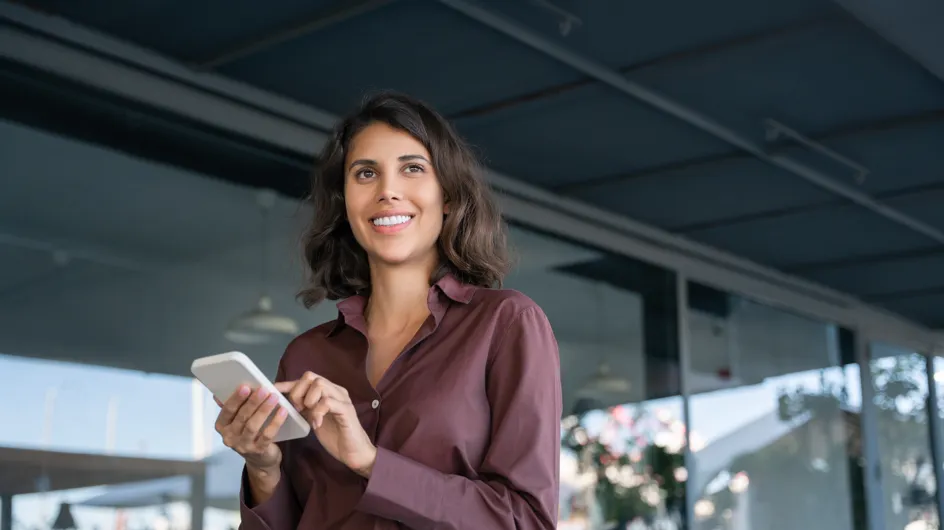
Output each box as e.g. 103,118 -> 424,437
214,92 -> 562,529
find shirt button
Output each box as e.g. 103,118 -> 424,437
371,399 -> 380,409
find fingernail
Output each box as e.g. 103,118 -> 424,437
267,394 -> 278,404
258,388 -> 270,399
238,386 -> 250,396
278,408 -> 288,417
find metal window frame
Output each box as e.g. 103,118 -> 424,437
0,2 -> 941,356
924,353 -> 944,526
857,335 -> 888,530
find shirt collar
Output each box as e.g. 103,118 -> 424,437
327,272 -> 476,337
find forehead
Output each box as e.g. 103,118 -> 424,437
346,122 -> 430,162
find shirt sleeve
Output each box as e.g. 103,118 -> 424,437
355,305 -> 562,529
238,361 -> 303,530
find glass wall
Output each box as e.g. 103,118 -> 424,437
504,228 -> 685,529
4,114 -> 944,530
685,281 -> 865,530
869,343 -> 939,530
0,118 -> 310,530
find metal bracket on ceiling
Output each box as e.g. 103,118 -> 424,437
528,0 -> 582,36
438,0 -> 944,246
765,119 -> 870,185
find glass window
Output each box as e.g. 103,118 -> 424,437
686,281 -> 865,530
870,343 -> 939,530
505,225 -> 685,530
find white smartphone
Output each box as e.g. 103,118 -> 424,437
191,351 -> 310,442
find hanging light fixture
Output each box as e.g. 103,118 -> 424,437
577,363 -> 632,397
51,503 -> 77,530
224,189 -> 299,344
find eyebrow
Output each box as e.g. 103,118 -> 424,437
348,154 -> 430,170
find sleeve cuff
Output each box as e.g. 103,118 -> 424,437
239,466 -> 299,530
355,447 -> 446,526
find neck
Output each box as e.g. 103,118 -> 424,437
365,262 -> 436,335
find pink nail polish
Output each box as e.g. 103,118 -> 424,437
238,386 -> 250,396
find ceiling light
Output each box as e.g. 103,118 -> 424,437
224,295 -> 298,344
224,189 -> 299,344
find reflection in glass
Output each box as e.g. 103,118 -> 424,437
686,282 -> 865,530
505,227 -> 683,529
871,344 -> 939,530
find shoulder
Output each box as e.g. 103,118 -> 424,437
468,287 -> 555,345
470,289 -> 560,377
470,286 -> 545,318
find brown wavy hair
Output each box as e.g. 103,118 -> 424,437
297,92 -> 510,308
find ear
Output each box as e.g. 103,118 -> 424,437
443,201 -> 451,215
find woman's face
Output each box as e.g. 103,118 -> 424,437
343,122 -> 448,270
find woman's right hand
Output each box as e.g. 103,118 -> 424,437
214,385 -> 288,473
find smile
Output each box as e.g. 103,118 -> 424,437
370,214 -> 414,233
371,215 -> 413,227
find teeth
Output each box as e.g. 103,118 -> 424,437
372,215 -> 412,227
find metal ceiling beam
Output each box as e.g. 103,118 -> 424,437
448,13 -> 835,121
192,0 -> 396,70
437,0 -> 944,247
553,108 -> 944,194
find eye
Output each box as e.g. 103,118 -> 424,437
404,163 -> 425,174
355,168 -> 376,180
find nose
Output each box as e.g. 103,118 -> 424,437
376,174 -> 402,203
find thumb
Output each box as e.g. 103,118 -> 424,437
273,380 -> 296,393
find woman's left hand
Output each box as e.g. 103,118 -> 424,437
274,372 -> 376,478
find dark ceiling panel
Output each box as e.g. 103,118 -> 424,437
454,84 -> 730,187
879,293 -> 944,328
21,0 -> 343,61
217,1 -> 585,116
628,16 -> 944,144
686,205 -> 933,267
565,156 -> 834,229
803,251 -> 944,297
482,0 -> 833,70
782,118 -> 944,196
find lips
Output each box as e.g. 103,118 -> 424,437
371,214 -> 414,227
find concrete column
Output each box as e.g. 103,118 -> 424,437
1,494 -> 13,530
190,472 -> 206,530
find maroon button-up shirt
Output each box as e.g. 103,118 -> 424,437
238,273 -> 562,529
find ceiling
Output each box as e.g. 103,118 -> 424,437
1,0 -> 942,331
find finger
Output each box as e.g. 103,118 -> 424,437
309,396 -> 345,429
273,381 -> 296,394
257,406 -> 289,445
216,386 -> 251,428
303,378 -> 328,410
289,372 -> 317,410
213,396 -> 222,407
233,387 -> 271,428
305,378 -> 352,410
243,392 -> 280,437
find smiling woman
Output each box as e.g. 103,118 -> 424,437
213,92 -> 562,530
298,93 -> 510,307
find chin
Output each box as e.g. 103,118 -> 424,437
369,246 -> 421,266
367,242 -> 438,269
